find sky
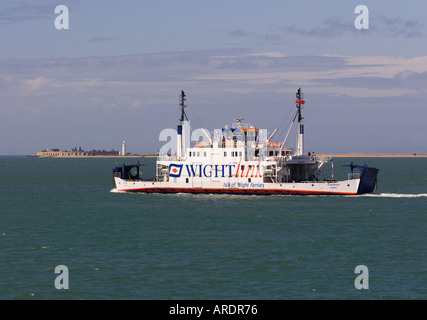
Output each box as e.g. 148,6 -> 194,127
1,0 -> 427,155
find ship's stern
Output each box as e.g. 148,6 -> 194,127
357,166 -> 379,194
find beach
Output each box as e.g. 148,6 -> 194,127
33,154 -> 155,158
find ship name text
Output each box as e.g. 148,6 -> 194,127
169,162 -> 264,179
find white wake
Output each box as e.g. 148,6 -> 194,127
359,193 -> 427,198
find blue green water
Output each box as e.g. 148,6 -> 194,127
1,156 -> 426,299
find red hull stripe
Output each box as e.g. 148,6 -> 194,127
117,187 -> 356,195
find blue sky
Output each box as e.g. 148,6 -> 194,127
1,0 -> 427,154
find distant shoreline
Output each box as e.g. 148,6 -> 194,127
33,154 -> 154,158
30,153 -> 427,158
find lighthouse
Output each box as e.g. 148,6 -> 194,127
121,140 -> 126,156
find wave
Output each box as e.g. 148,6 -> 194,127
358,193 -> 427,198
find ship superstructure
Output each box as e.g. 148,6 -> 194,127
113,89 -> 379,195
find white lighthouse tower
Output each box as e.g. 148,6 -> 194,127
121,140 -> 126,156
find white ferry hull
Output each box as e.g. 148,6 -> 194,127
114,177 -> 361,195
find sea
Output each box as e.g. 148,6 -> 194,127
1,155 -> 426,300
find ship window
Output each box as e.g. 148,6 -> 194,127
269,151 -> 273,156
239,152 -> 242,156
204,152 -> 207,157
197,152 -> 200,157
186,178 -> 189,183
231,151 -> 234,156
189,152 -> 192,157
224,152 -> 227,157
241,165 -> 244,171
248,178 -> 251,183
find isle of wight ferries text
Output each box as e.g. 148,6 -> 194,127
223,182 -> 265,189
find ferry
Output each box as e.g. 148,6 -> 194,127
113,89 -> 379,195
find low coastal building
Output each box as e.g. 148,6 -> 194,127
36,147 -> 119,157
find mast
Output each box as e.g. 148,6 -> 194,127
295,88 -> 305,156
179,90 -> 187,122
177,90 -> 188,160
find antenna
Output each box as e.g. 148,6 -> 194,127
179,90 -> 188,122
234,117 -> 244,129
296,88 -> 305,122
295,88 -> 305,156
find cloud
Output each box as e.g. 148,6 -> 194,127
229,29 -> 250,38
373,15 -> 426,38
231,15 -> 426,42
217,59 -> 259,70
22,76 -> 57,94
0,3 -> 54,25
281,15 -> 427,39
2,49 -> 427,154
3,50 -> 427,102
88,36 -> 121,43
281,17 -> 354,38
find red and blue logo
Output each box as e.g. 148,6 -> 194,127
169,164 -> 183,178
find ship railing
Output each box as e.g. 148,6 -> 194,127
316,155 -> 332,162
298,180 -> 331,184
157,155 -> 179,161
